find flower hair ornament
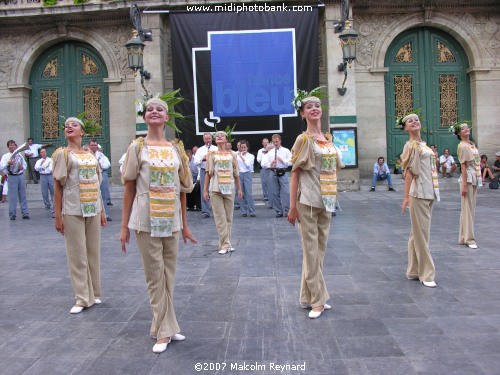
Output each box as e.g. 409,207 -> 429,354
135,89 -> 185,133
291,86 -> 326,112
213,124 -> 236,145
60,112 -> 102,136
395,108 -> 422,130
448,120 -> 472,135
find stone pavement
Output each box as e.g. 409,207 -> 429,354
0,187 -> 499,375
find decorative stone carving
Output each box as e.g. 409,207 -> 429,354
93,25 -> 133,76
354,10 -> 499,68
0,32 -> 27,86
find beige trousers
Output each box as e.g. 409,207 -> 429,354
136,231 -> 180,340
297,202 -> 331,308
63,214 -> 101,307
210,191 -> 234,250
407,196 -> 435,282
459,183 -> 477,246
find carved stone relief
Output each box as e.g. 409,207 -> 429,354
354,11 -> 499,68
0,32 -> 27,86
354,13 -> 399,68
92,25 -> 133,76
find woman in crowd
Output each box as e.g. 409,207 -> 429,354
479,154 -> 494,184
400,112 -> 440,288
203,130 -> 242,254
237,139 -> 256,217
454,122 -> 480,249
120,96 -> 196,354
288,88 -> 343,318
53,117 -> 107,314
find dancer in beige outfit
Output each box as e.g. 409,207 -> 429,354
288,91 -> 344,318
53,117 -> 107,314
453,123 -> 480,249
120,97 -> 196,354
400,113 -> 440,288
203,130 -> 242,254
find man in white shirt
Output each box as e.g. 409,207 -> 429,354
89,139 -> 112,221
256,138 -> 270,202
34,148 -> 54,213
237,140 -> 256,217
439,148 -> 457,178
24,137 -> 52,184
0,140 -> 30,220
193,132 -> 218,218
263,134 -> 292,218
186,146 -> 201,211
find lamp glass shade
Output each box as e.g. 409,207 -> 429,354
125,35 -> 145,71
339,23 -> 359,64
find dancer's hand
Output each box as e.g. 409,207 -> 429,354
461,182 -> 468,197
203,190 -> 209,201
237,190 -> 243,200
287,207 -> 300,226
182,227 -> 197,244
101,211 -> 107,228
54,215 -> 65,236
120,226 -> 130,253
401,197 -> 410,215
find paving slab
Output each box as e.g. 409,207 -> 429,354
0,187 -> 499,374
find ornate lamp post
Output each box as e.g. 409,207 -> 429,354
125,4 -> 152,94
335,0 -> 360,96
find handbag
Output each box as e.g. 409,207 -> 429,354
489,180 -> 499,189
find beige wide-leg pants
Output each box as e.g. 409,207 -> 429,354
407,196 -> 435,282
63,214 -> 101,307
459,183 -> 477,246
297,202 -> 331,308
210,191 -> 234,251
136,231 -> 180,340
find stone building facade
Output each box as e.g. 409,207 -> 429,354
0,0 -> 498,187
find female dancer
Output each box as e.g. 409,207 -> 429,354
288,91 -> 343,318
53,117 -> 106,314
454,123 -> 480,249
120,97 -> 196,353
400,113 -> 440,288
203,130 -> 242,254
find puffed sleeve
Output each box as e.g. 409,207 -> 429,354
173,139 -> 194,193
401,140 -> 421,177
52,148 -> 67,186
232,151 -> 239,177
121,140 -> 140,184
205,152 -> 215,176
457,141 -> 474,164
291,133 -> 315,172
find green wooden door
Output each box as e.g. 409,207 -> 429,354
385,27 -> 470,166
29,42 -> 110,158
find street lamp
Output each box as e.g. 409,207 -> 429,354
125,4 -> 152,94
337,20 -> 359,96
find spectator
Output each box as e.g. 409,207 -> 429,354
371,157 -> 394,191
394,154 -> 403,175
480,154 -> 494,183
186,147 -> 201,211
193,132 -> 217,218
24,137 -> 52,184
260,143 -> 275,209
256,138 -> 270,202
0,140 -> 30,220
263,134 -> 292,218
439,148 -> 457,178
34,148 -> 55,216
493,151 -> 500,179
237,139 -> 256,217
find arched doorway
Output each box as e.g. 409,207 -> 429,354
385,27 -> 471,166
29,42 -> 110,158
